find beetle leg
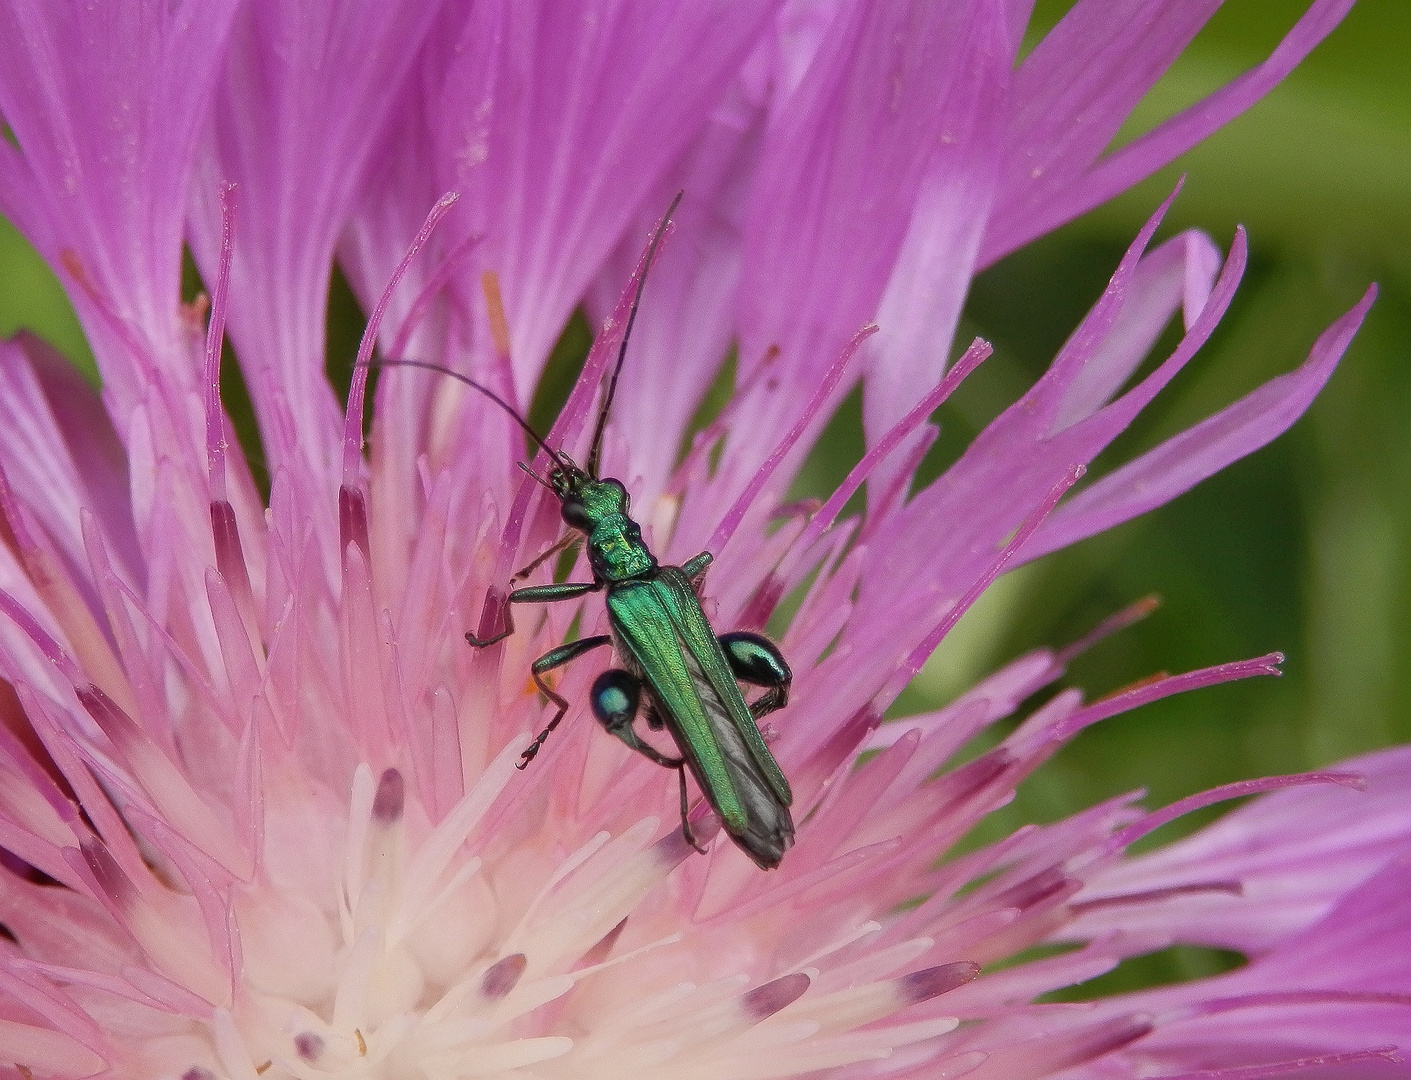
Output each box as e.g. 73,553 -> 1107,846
515,635 -> 612,768
681,551 -> 713,592
590,670 -> 683,766
719,630 -> 793,722
464,604 -> 515,648
590,670 -> 705,854
466,580 -> 599,648
512,533 -> 580,582
677,766 -> 707,855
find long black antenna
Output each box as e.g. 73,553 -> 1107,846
357,358 -> 567,467
586,191 -> 683,478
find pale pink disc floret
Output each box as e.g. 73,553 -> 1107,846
0,3 -> 1406,1079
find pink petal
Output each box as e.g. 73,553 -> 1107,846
1072,746 -> 1411,956
862,0 -> 1010,450
586,130 -> 759,501
1104,858 -> 1411,1075
849,192 -> 1224,691
0,340 -> 110,582
733,0 -> 1013,481
0,0 -> 239,405
982,0 -> 1357,265
1022,285 -> 1376,562
10,335 -> 138,580
424,0 -> 780,401
187,0 -> 445,495
1048,229 -> 1222,434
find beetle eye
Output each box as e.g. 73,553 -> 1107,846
605,478 -> 629,510
561,500 -> 591,531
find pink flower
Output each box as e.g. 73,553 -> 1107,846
0,2 -> 1405,1079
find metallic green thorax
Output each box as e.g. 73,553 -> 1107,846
555,475 -> 657,581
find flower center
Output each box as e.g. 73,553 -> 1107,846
145,756 -> 971,1079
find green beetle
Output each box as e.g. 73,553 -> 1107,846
459,196 -> 795,869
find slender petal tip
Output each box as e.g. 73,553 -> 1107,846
900,962 -> 982,1005
481,953 -> 528,1000
372,768 -> 406,825
742,972 -> 811,1021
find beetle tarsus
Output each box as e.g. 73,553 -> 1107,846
466,600 -> 515,648
678,765 -> 708,854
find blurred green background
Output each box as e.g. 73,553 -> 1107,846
0,0 -> 1405,993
